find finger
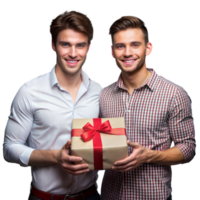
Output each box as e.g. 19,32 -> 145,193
67,155 -> 83,162
62,154 -> 82,163
62,160 -> 89,174
73,159 -> 83,165
64,168 -> 90,175
65,139 -> 71,149
127,140 -> 139,147
112,164 -> 127,171
112,166 -> 137,172
112,161 -> 142,171
114,156 -> 133,166
63,164 -> 89,174
112,161 -> 138,171
62,163 -> 89,171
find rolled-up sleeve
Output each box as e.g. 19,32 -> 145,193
169,87 -> 196,162
3,84 -> 35,166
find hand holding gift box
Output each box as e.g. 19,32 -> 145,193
71,118 -> 128,170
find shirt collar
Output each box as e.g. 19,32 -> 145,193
49,66 -> 91,89
115,68 -> 158,92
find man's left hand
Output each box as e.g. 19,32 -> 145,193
112,140 -> 150,172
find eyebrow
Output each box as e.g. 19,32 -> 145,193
59,41 -> 87,45
115,41 -> 142,45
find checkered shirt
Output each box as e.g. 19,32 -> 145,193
100,69 -> 195,200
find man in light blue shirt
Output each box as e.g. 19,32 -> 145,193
3,11 -> 101,200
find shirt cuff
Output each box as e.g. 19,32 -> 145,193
176,143 -> 195,162
19,147 -> 35,166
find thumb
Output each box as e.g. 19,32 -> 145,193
62,139 -> 71,149
127,140 -> 139,147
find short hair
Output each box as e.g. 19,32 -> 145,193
109,16 -> 149,44
50,11 -> 93,45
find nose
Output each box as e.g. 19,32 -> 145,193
69,46 -> 77,58
124,46 -> 133,58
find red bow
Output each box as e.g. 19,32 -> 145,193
81,120 -> 112,142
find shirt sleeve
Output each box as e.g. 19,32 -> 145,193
3,84 -> 35,166
168,87 -> 196,162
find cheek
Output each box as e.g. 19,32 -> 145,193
136,49 -> 145,57
113,50 -> 122,59
57,48 -> 69,57
78,49 -> 88,58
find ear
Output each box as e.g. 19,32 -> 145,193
145,42 -> 152,56
50,39 -> 56,53
109,45 -> 115,60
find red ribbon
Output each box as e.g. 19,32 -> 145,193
71,118 -> 126,170
81,120 -> 112,142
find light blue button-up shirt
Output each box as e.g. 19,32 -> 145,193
3,67 -> 102,194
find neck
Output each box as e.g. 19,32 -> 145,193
121,64 -> 151,94
55,64 -> 82,91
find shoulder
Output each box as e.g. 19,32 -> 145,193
158,75 -> 187,92
156,75 -> 191,105
12,73 -> 48,100
24,72 -> 50,90
100,82 -> 118,99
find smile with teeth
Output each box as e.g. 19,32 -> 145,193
65,59 -> 79,66
67,60 -> 79,63
122,59 -> 136,64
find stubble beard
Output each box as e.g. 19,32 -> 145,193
116,53 -> 146,76
57,56 -> 87,77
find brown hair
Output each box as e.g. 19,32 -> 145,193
109,16 -> 149,44
50,11 -> 93,45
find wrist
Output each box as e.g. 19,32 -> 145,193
54,149 -> 61,164
145,148 -> 153,163
28,149 -> 61,166
146,149 -> 161,164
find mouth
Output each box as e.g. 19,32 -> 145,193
65,59 -> 80,66
121,59 -> 136,65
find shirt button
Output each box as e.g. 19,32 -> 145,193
124,186 -> 127,188
127,110 -> 131,112
127,97 -> 130,100
73,109 -> 75,112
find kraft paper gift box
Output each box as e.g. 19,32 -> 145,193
71,118 -> 128,170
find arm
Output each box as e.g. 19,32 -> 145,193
146,145 -> 185,165
28,149 -> 59,166
112,141 -> 191,171
168,88 -> 195,162
113,88 -> 195,172
112,141 -> 185,172
29,140 -> 89,175
3,85 -> 35,166
3,85 -> 89,175
147,87 -> 197,165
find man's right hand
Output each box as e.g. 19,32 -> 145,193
57,139 -> 90,175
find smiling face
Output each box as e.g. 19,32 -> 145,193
112,28 -> 152,75
52,29 -> 90,77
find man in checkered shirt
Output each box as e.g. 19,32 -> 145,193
100,16 -> 195,200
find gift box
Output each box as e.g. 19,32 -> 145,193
71,118 -> 128,170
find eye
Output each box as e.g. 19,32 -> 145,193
77,44 -> 84,48
116,45 -> 124,49
133,44 -> 139,47
62,43 -> 69,47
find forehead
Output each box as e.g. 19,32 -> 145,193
113,28 -> 145,44
57,29 -> 88,44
